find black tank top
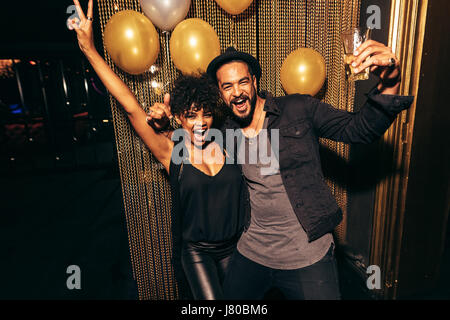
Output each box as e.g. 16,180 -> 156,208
169,148 -> 245,243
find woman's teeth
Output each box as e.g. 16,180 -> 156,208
193,129 -> 207,140
194,129 -> 206,135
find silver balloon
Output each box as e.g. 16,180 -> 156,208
140,0 -> 191,32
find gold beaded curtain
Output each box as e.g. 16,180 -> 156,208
96,0 -> 361,300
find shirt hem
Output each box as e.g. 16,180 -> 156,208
237,239 -> 333,270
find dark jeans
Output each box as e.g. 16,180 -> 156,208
181,237 -> 237,300
222,244 -> 341,300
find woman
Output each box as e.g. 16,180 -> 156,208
69,0 -> 247,299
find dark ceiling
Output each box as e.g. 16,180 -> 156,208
0,0 -> 102,56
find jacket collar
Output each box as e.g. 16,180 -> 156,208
260,91 -> 281,116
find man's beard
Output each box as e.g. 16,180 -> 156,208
229,92 -> 257,128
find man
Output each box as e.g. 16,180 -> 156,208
203,42 -> 413,300
149,41 -> 413,299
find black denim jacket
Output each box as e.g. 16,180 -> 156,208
223,87 -> 414,242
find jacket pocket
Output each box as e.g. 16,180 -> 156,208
280,120 -> 311,138
280,120 -> 313,161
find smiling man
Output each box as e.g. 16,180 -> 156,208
203,46 -> 414,300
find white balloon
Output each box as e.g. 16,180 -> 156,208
140,0 -> 191,32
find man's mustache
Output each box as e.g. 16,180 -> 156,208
231,95 -> 249,104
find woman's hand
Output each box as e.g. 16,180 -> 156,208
68,0 -> 95,55
146,93 -> 173,131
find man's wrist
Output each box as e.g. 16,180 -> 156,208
378,72 -> 401,94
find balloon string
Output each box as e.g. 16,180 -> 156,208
230,15 -> 236,48
164,31 -> 172,88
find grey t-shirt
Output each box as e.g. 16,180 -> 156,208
237,117 -> 333,270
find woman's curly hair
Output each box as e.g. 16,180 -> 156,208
170,73 -> 226,128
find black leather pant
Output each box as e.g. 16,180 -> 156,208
181,237 -> 237,300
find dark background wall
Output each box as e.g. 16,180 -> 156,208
342,0 -> 450,299
0,1 -> 137,299
396,0 -> 450,298
342,0 -> 392,272
0,0 -> 104,57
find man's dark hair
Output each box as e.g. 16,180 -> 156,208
206,46 -> 262,84
170,73 -> 225,128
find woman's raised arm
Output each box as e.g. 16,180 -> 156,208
69,0 -> 173,172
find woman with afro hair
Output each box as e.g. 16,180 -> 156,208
70,0 -> 247,299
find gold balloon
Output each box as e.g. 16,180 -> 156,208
280,48 -> 326,96
215,0 -> 253,15
104,10 -> 160,75
170,18 -> 221,76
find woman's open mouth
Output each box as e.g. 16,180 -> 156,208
193,128 -> 208,143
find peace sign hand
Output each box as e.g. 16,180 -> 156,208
68,0 -> 95,54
